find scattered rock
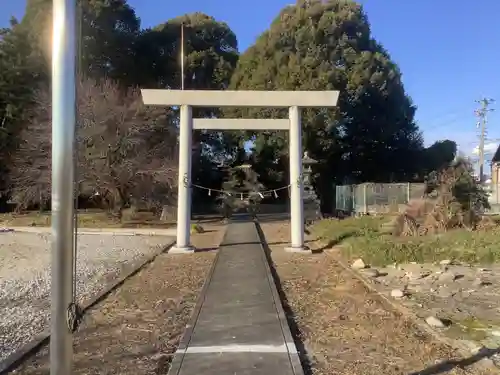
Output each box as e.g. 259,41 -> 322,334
459,340 -> 486,354
439,259 -> 452,266
351,258 -> 366,269
438,271 -> 460,284
461,289 -> 475,297
406,270 -> 431,281
469,344 -> 487,355
425,316 -> 447,328
390,289 -> 406,298
151,352 -> 170,361
490,330 -> 500,337
473,278 -> 491,287
437,287 -> 455,298
361,268 -> 379,278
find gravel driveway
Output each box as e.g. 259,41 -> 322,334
0,231 -> 172,362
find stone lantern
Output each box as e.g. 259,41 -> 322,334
302,151 -> 322,222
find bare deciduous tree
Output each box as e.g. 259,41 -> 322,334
9,78 -> 178,212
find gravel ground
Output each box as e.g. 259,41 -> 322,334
12,225 -> 224,374
0,232 -> 172,362
260,221 -> 495,375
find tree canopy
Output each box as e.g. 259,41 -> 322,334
0,0 -> 459,214
227,0 -> 427,208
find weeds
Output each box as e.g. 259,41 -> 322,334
312,216 -> 500,266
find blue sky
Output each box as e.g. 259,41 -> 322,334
2,0 -> 499,160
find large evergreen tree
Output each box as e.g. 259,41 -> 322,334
19,0 -> 141,82
228,0 -> 424,210
135,13 -> 240,203
0,18 -> 43,208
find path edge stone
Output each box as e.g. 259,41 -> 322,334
255,221 -> 305,375
167,226 -> 227,375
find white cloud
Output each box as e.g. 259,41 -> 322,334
472,142 -> 498,155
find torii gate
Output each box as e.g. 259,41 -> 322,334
140,89 -> 339,252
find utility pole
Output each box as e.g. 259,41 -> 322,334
475,97 -> 495,182
180,23 -> 185,90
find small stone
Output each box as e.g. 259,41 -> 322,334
439,259 -> 452,266
437,288 -> 454,298
459,340 -> 484,353
406,270 -> 431,280
425,316 -> 447,328
438,271 -> 459,283
469,345 -> 487,355
151,352 -> 169,361
473,278 -> 491,287
390,289 -> 405,298
361,268 -> 379,278
351,258 -> 366,269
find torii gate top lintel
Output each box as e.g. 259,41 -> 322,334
141,89 -> 339,108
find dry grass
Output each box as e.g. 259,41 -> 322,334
261,221 -> 494,375
0,210 -> 174,228
312,216 -> 500,266
0,210 -> 223,229
12,224 -> 225,375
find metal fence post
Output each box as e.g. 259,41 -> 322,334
363,183 -> 367,214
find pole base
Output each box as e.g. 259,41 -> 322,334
284,245 -> 312,253
169,245 -> 196,254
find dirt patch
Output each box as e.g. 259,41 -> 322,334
260,221 -> 495,375
12,224 -> 225,374
360,260 -> 500,351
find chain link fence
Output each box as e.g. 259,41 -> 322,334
335,183 -> 426,215
484,183 -> 500,215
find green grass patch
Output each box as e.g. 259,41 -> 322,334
312,216 -> 500,266
190,223 -> 205,234
312,215 -> 386,244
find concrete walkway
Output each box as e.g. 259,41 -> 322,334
169,217 -> 303,375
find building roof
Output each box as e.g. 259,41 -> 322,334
493,144 -> 500,163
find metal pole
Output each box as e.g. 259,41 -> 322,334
51,0 -> 76,374
171,104 -> 193,253
73,0 -> 82,304
180,23 -> 184,90
286,106 -> 305,252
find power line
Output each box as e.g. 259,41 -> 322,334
474,97 -> 495,182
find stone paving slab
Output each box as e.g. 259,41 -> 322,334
176,353 -> 295,375
169,217 -> 303,375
